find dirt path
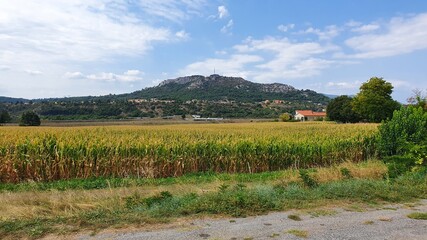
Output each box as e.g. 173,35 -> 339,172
69,200 -> 427,240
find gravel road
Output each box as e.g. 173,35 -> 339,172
75,200 -> 427,240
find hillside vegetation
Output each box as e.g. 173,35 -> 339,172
0,75 -> 329,120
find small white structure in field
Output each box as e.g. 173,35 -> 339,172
294,110 -> 326,121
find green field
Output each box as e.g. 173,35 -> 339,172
0,122 -> 378,183
1,121 -> 427,240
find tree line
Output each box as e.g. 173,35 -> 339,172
326,77 -> 401,123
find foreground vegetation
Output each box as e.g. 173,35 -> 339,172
2,160 -> 426,239
1,102 -> 426,239
0,122 -> 378,182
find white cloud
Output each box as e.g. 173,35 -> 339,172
136,0 -> 207,22
81,70 -> 145,82
235,37 -> 336,81
124,70 -> 143,76
388,79 -> 411,88
0,1 -> 171,67
345,20 -> 362,27
215,50 -> 228,55
25,70 -> 43,75
326,81 -> 361,90
301,25 -> 340,40
0,65 -> 10,71
218,6 -> 229,19
351,24 -> 380,33
179,54 -> 263,77
345,13 -> 427,58
181,36 -> 338,83
64,72 -> 84,79
175,30 -> 190,40
87,70 -> 143,83
278,24 -> 295,32
221,19 -> 234,34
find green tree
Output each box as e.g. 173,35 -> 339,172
378,106 -> 427,156
279,113 -> 291,122
352,77 -> 400,123
20,111 -> 41,126
326,95 -> 360,123
0,110 -> 11,123
407,89 -> 427,111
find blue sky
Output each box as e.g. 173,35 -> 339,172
1,0 -> 427,102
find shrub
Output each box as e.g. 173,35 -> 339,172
19,111 -> 41,126
378,106 -> 427,156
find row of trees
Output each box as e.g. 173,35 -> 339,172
327,77 -> 401,123
0,110 -> 40,126
0,110 -> 11,123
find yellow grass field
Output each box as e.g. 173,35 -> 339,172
0,122 -> 378,182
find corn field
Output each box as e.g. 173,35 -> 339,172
0,122 -> 378,183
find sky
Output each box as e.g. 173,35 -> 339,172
1,0 -> 427,102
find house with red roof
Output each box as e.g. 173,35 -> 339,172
294,110 -> 326,121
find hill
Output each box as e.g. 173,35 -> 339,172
0,96 -> 29,103
125,74 -> 329,103
0,75 -> 330,120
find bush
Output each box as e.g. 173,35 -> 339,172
383,155 -> 414,179
279,113 -> 292,122
378,106 -> 427,156
19,111 -> 41,126
0,110 -> 11,123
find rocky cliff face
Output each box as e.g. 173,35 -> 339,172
158,74 -> 296,93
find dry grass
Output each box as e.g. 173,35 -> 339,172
0,161 -> 387,222
378,217 -> 393,222
339,160 -> 388,179
0,181 -> 223,221
313,160 -> 387,183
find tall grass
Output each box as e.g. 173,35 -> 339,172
0,122 -> 378,182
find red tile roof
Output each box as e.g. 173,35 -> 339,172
296,110 -> 326,117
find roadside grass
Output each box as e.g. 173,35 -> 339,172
0,160 -> 385,193
0,161 -> 426,239
287,214 -> 302,221
286,229 -> 308,238
407,212 -> 427,220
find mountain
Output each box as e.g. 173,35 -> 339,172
126,74 -> 330,103
0,96 -> 29,103
0,75 -> 330,120
322,93 -> 339,99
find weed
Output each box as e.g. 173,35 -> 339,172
286,229 -> 308,238
269,233 -> 280,238
363,220 -> 374,225
308,209 -> 337,217
299,169 -> 318,188
288,214 -> 302,221
407,212 -> 427,220
340,167 -> 352,179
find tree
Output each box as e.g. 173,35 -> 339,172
20,111 -> 41,126
0,110 -> 11,123
279,112 -> 291,122
352,77 -> 400,123
407,89 -> 427,111
378,106 -> 427,156
326,95 -> 360,123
